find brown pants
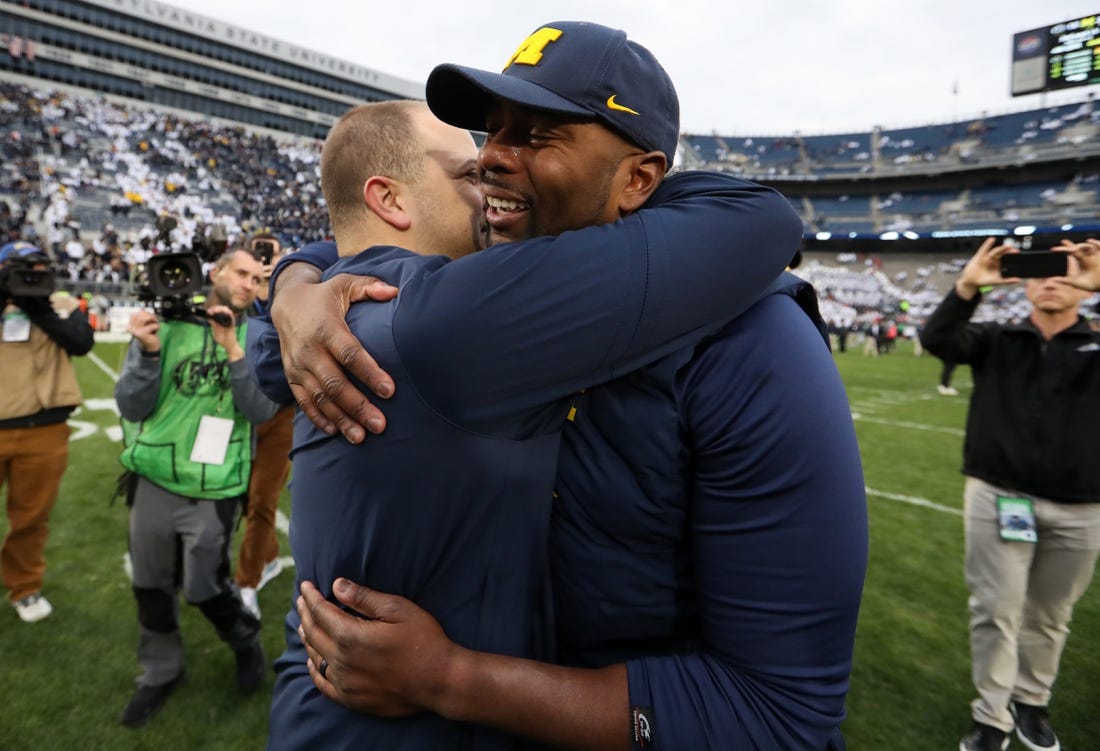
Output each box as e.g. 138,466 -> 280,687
235,406 -> 293,588
0,421 -> 71,602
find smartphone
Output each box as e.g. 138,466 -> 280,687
253,240 -> 276,265
1000,252 -> 1068,279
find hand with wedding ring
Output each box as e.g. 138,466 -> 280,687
298,578 -> 460,718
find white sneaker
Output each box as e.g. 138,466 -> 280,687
240,587 -> 260,620
256,558 -> 285,592
937,385 -> 959,396
14,593 -> 53,623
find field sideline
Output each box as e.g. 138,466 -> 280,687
0,339 -> 1096,750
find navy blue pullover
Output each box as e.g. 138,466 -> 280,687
249,171 -> 867,750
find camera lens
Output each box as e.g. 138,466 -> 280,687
157,261 -> 193,291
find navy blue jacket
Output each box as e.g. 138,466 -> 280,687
552,280 -> 867,750
249,171 -> 813,750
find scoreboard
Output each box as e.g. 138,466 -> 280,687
1011,13 -> 1100,96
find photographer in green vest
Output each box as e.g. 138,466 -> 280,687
115,248 -> 278,728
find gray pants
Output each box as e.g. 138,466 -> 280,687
964,477 -> 1100,730
128,476 -> 259,687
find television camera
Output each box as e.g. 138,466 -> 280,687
132,251 -> 231,326
0,242 -> 56,303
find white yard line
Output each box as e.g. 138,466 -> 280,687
851,414 -> 965,437
865,487 -> 962,516
88,351 -> 120,383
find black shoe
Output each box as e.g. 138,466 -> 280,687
959,722 -> 1009,751
235,641 -> 266,695
120,671 -> 185,728
1012,701 -> 1061,751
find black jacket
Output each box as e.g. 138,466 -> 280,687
921,288 -> 1100,504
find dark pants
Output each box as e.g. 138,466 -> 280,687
129,476 -> 259,687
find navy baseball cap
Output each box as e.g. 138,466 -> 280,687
426,21 -> 680,165
0,241 -> 48,264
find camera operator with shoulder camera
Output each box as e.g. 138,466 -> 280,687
115,248 -> 278,728
0,241 -> 93,624
921,237 -> 1100,751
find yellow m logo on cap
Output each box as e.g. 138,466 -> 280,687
504,27 -> 563,69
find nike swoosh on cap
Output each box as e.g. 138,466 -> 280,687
606,95 -> 640,115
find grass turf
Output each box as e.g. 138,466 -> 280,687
0,338 -> 1096,749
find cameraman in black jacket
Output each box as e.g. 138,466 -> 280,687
0,242 -> 93,624
921,237 -> 1100,751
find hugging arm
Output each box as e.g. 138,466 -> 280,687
298,580 -> 629,751
298,295 -> 869,750
247,243 -> 399,442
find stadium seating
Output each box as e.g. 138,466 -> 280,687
1,79 -> 1096,329
682,97 -> 1100,237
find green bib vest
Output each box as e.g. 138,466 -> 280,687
120,318 -> 252,499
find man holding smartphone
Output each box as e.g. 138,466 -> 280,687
921,237 -> 1100,751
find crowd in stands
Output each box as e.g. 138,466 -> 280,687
683,98 -> 1100,236
686,100 -> 1098,176
1,80 -> 1096,336
0,79 -> 328,302
795,251 -> 1100,349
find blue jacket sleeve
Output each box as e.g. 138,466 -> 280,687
387,171 -> 802,430
265,241 -> 339,308
245,240 -> 338,403
245,314 -> 294,405
625,294 -> 868,750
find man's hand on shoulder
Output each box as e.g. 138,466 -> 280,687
270,268 -> 399,443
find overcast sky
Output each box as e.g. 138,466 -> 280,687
181,0 -> 1099,136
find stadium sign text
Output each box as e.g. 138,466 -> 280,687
80,0 -> 423,98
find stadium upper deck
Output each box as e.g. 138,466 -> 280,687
0,1 -> 1097,252
681,98 -> 1100,249
0,0 -> 420,139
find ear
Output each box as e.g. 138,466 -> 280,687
616,151 -> 667,216
363,176 -> 411,231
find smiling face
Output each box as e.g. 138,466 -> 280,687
405,108 -> 488,260
477,101 -> 651,245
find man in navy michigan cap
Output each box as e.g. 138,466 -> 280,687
256,21 -> 867,751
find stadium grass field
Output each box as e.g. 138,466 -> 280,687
1,338 -> 1097,750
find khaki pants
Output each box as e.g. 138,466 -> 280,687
0,421 -> 71,602
964,477 -> 1100,731
235,405 -> 293,588
862,334 -> 878,357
